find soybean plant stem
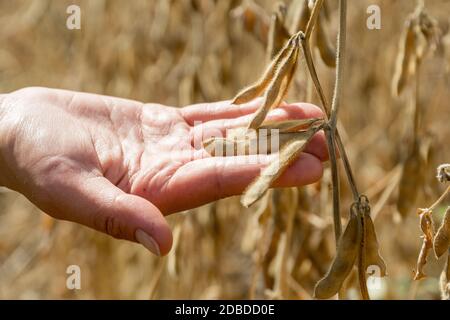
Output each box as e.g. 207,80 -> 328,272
327,0 -> 348,241
329,0 -> 347,130
357,209 -> 370,300
305,0 -> 324,40
325,128 -> 341,244
326,0 -> 347,244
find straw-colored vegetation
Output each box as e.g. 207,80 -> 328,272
0,0 -> 449,299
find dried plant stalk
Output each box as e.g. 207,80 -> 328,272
414,209 -> 434,280
230,0 -> 377,301
248,44 -> 300,130
355,198 -> 371,300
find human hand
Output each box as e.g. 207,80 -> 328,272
0,87 -> 327,256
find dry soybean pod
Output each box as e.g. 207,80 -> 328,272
434,207 -> 450,258
248,41 -> 300,130
414,209 -> 434,280
315,11 -> 336,68
397,140 -> 423,218
276,42 -> 300,102
203,131 -> 315,157
232,35 -> 297,105
364,211 -> 387,277
392,18 -> 416,96
290,0 -> 310,35
267,2 -> 290,60
356,199 -> 370,300
314,207 -> 360,299
241,126 -> 319,207
259,118 -> 322,133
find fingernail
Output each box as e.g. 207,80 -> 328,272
135,229 -> 161,256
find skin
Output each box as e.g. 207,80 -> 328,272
0,87 -> 328,256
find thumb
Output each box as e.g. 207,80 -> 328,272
46,175 -> 173,256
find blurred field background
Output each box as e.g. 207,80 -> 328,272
0,0 -> 449,299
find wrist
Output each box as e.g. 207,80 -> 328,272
0,94 -> 14,188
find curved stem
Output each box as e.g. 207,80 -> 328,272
326,129 -> 341,243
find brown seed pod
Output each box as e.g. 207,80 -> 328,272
434,207 -> 450,258
267,2 -> 291,60
392,5 -> 441,96
248,42 -> 300,130
230,0 -> 270,46
414,9 -> 441,61
315,11 -> 336,68
259,118 -> 322,133
436,164 -> 450,183
392,18 -> 416,96
231,35 -> 297,105
241,126 -> 319,208
314,211 -> 360,299
397,141 -> 424,218
290,0 -> 310,35
440,255 -> 450,300
444,32 -> 450,75
364,213 -> 387,277
414,209 -> 434,280
203,130 -> 316,157
203,137 -> 245,157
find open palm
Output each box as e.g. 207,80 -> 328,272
0,87 -> 327,255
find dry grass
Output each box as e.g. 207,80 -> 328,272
0,0 -> 449,299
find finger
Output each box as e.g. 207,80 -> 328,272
43,174 -> 173,256
180,98 -> 263,125
192,102 -> 329,161
155,152 -> 323,214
